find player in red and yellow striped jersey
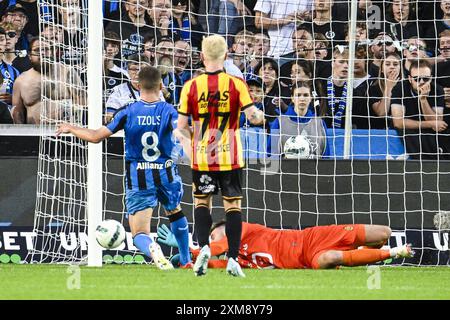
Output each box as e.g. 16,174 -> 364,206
175,35 -> 265,277
178,71 -> 253,171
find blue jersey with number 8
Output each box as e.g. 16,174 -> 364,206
106,100 -> 181,194
107,100 -> 179,163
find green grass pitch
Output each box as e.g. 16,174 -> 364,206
1,264 -> 450,299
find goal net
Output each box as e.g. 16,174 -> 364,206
28,0 -> 450,266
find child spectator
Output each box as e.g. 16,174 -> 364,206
240,77 -> 264,128
270,80 -> 327,158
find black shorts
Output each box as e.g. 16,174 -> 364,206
192,169 -> 243,200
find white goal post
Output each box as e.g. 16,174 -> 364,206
87,0 -> 104,267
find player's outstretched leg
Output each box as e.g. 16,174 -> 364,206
130,209 -> 173,270
133,233 -> 173,270
167,209 -> 193,268
316,244 -> 414,269
149,242 -> 174,270
363,225 -> 392,248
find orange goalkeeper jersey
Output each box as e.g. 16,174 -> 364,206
205,222 -> 307,269
178,70 -> 254,171
194,222 -> 364,269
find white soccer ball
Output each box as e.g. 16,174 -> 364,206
283,135 -> 313,159
95,220 -> 126,249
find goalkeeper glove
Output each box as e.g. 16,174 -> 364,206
169,252 -> 195,268
156,224 -> 179,248
169,253 -> 181,268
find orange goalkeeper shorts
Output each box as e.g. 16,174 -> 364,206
301,224 -> 366,269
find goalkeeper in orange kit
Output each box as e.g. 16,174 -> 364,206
157,221 -> 414,269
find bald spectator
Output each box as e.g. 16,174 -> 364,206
155,37 -> 179,104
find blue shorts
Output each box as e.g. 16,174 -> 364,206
125,174 -> 183,217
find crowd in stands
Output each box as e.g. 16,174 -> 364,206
1,0 -> 450,160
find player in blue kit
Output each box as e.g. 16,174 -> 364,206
56,66 -> 192,270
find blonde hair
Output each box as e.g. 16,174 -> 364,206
0,22 -> 18,32
333,47 -> 349,59
202,35 -> 228,62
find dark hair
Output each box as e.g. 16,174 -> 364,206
104,31 -> 121,45
295,25 -> 312,34
409,59 -> 432,73
126,53 -> 150,66
355,45 -> 368,59
291,60 -> 313,79
291,80 -> 313,96
377,52 -> 402,93
344,21 -> 367,38
0,27 -> 5,36
28,36 -> 40,51
387,0 -> 417,22
314,32 -> 330,47
247,77 -> 263,88
138,66 -> 161,91
291,79 -> 327,116
254,58 -> 279,77
253,30 -> 270,39
210,220 -> 226,234
143,33 -> 155,44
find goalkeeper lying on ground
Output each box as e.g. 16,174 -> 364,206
157,221 -> 414,270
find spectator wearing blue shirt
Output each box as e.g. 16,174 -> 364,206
0,27 -> 20,106
1,5 -> 29,51
240,78 -> 264,128
171,0 -> 204,49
